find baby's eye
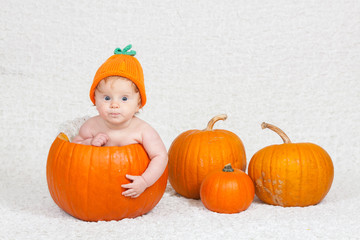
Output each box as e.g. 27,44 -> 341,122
104,96 -> 111,101
122,96 -> 128,101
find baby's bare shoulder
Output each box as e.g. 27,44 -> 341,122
81,116 -> 100,127
79,116 -> 102,135
131,117 -> 160,141
132,117 -> 153,131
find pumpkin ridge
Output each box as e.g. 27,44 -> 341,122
122,145 -> 134,218
232,131 -> 246,171
168,132 -> 181,195
195,132 -> 205,196
313,145 -> 327,202
85,145 -> 94,220
214,174 -> 221,211
274,145 -> 283,205
136,145 -> 150,217
318,144 -> 332,201
307,143 -> 323,204
184,133 -> 199,198
193,132 -> 206,198
301,144 -> 313,205
260,145 -> 272,205
283,145 -> 290,206
47,138 -> 58,205
246,171 -> 255,209
296,144 -> 307,205
124,145 -> 133,218
295,144 -> 304,205
179,134 -> 190,197
107,147 -> 112,216
245,172 -> 254,209
212,132 -> 223,170
236,172 -> 247,210
48,137 -> 66,208
268,145 -> 278,205
66,142 -> 77,217
253,147 -> 265,202
320,146 -> 334,200
56,139 -> 69,209
230,174 -> 239,211
267,145 -> 280,206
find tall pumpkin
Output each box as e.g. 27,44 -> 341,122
168,114 -> 246,199
46,133 -> 168,221
248,122 -> 334,207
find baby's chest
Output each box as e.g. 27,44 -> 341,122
105,130 -> 142,147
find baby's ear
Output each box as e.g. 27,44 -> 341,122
138,97 -> 142,108
135,101 -> 141,113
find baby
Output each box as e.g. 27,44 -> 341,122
73,45 -> 168,198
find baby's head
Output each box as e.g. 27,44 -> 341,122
90,45 -> 146,107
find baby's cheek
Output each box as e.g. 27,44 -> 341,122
96,103 -> 107,112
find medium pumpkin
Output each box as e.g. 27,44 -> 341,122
46,133 -> 168,221
200,164 -> 255,213
168,114 -> 246,199
248,122 -> 334,207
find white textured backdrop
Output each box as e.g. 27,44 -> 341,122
1,0 -> 359,239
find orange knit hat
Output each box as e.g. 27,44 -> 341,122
89,45 -> 146,107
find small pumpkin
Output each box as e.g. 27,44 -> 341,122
200,164 -> 255,213
168,114 -> 246,199
46,133 -> 168,221
248,122 -> 334,207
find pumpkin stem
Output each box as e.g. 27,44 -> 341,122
223,163 -> 234,172
205,114 -> 228,131
261,122 -> 291,144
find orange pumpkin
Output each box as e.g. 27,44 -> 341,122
248,122 -> 334,207
46,133 -> 168,221
168,114 -> 246,199
200,164 -> 255,213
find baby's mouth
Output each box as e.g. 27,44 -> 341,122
109,112 -> 121,116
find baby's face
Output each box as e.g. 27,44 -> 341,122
94,76 -> 141,127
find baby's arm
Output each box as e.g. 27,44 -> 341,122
122,124 -> 168,198
72,118 -> 109,146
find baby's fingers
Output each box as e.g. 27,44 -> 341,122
99,133 -> 110,141
92,140 -> 103,147
121,183 -> 133,189
122,189 -> 137,197
122,189 -> 132,196
131,193 -> 140,198
125,174 -> 137,181
98,135 -> 108,142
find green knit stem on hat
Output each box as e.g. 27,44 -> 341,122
114,44 -> 136,56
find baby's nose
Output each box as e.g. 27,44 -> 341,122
110,101 -> 120,108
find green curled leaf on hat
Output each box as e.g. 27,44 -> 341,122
114,45 -> 136,56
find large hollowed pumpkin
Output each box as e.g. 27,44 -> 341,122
168,114 -> 246,199
46,133 -> 168,221
248,122 -> 334,207
200,164 -> 255,214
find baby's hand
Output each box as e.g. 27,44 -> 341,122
121,175 -> 148,198
91,133 -> 109,147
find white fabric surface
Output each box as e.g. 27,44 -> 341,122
1,0 -> 359,239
